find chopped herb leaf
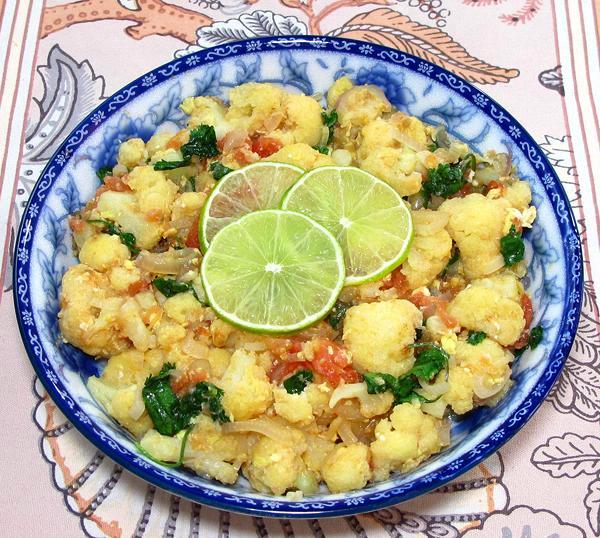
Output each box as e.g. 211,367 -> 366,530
410,345 -> 449,382
87,219 -> 140,255
313,145 -> 330,155
153,278 -> 200,301
209,161 -> 233,180
500,225 -> 525,266
528,325 -> 543,350
467,331 -> 486,345
363,372 -> 397,394
427,141 -> 440,152
283,370 -> 314,394
321,110 -> 338,144
142,364 -> 229,436
181,125 -> 220,161
154,159 -> 190,171
96,166 -> 112,183
327,300 -> 350,330
440,247 -> 460,277
422,154 -> 476,201
135,426 -> 192,468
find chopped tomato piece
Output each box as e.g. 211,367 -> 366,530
521,293 -> 533,329
268,359 -> 311,385
457,183 -> 472,197
185,214 -> 201,248
127,279 -> 150,296
251,136 -> 282,158
486,180 -> 506,195
410,292 -> 459,328
311,339 -> 361,386
171,369 -> 209,395
511,329 -> 530,350
104,176 -> 131,192
69,216 -> 86,233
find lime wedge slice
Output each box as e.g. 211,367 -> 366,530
281,166 -> 413,285
201,210 -> 345,334
199,161 -> 303,251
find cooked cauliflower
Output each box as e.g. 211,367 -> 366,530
273,387 -> 314,425
79,234 -> 130,272
180,96 -> 229,137
266,142 -> 334,169
59,264 -> 130,357
327,75 -> 353,108
370,402 -> 444,481
226,83 -> 285,134
448,279 -> 525,346
439,193 -> 510,279
219,350 -> 272,420
503,180 -> 532,211
401,210 -> 452,289
117,138 -> 147,169
271,94 -> 323,146
244,436 -> 304,495
163,293 -> 204,327
322,443 -> 371,493
343,299 -> 422,376
446,337 -> 513,414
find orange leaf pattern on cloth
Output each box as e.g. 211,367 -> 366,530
329,8 -> 519,84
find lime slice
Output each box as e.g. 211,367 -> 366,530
199,161 -> 303,251
201,209 -> 345,334
281,166 -> 413,285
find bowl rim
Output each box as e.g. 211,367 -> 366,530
13,35 -> 583,518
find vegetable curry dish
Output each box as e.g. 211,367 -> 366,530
58,78 -> 541,497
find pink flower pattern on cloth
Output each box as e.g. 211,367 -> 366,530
2,1 -> 599,536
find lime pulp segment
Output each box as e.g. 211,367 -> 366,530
200,210 -> 345,334
281,166 -> 414,285
199,161 -> 303,251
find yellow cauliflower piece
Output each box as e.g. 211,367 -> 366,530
322,443 -> 371,493
108,264 -> 142,292
266,143 -> 334,169
439,193 -> 510,279
472,272 -> 523,303
360,147 -> 422,196
244,436 -> 304,495
370,402 -> 444,481
155,319 -> 186,348
206,348 -> 231,378
59,264 -> 130,357
226,82 -> 285,134
118,297 -> 155,351
503,180 -> 532,211
163,293 -> 205,327
170,192 -> 207,222
446,338 -> 513,414
273,387 -> 314,425
389,112 -> 429,150
79,234 -> 130,272
447,280 -> 525,346
343,299 -> 422,376
145,132 -> 174,158
88,376 -> 152,437
117,138 -> 147,169
219,350 -> 272,420
180,96 -> 229,136
401,210 -> 452,289
336,85 -> 392,130
101,349 -> 164,388
271,94 -> 323,146
327,75 -> 353,108
127,165 -> 179,221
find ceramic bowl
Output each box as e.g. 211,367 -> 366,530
13,36 -> 583,518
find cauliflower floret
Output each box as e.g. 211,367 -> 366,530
273,387 -> 314,425
244,436 -> 304,495
336,85 -> 392,130
117,138 -> 148,169
271,94 -> 323,146
471,272 -> 523,303
360,146 -> 422,196
108,263 -> 143,292
155,319 -> 186,347
163,293 -> 205,327
266,143 -> 334,169
170,192 -> 207,222
88,376 -> 152,437
127,165 -> 179,221
370,402 -> 445,481
439,193 -> 510,279
79,234 -> 130,272
119,297 -> 155,351
447,280 -> 525,346
322,443 -> 371,493
59,264 -> 130,357
503,180 -> 532,211
101,349 -> 164,387
219,350 -> 272,420
401,210 -> 452,289
343,299 -> 422,376
226,83 -> 285,134
145,132 -> 174,158
206,348 -> 231,378
390,112 -> 429,150
327,75 -> 353,108
180,96 -> 230,137
445,338 -> 513,414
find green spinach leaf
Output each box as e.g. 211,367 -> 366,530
500,225 -> 525,266
96,166 -> 112,183
312,145 -> 330,155
283,370 -> 314,395
181,125 -> 220,160
327,300 -> 350,330
209,161 -> 233,180
467,331 -> 486,345
154,159 -> 190,171
321,110 -> 338,144
528,325 -> 543,350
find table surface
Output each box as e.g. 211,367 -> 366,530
1,1 -> 599,537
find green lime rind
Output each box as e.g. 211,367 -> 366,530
281,166 -> 414,286
199,161 -> 304,252
200,209 -> 345,334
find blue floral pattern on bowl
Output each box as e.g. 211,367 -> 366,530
13,36 -> 582,518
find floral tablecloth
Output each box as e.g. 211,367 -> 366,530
1,1 -> 599,536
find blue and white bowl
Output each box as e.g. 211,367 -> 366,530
13,36 -> 582,518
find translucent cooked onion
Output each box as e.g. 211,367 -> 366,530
421,396 -> 447,419
221,128 -> 248,152
480,254 -> 506,276
412,210 -> 448,235
222,418 -> 296,444
128,385 -> 146,420
136,248 -> 200,276
181,335 -> 209,360
332,400 -> 363,420
474,152 -> 512,185
473,375 -> 506,399
394,130 -> 427,152
438,420 -> 451,446
264,112 -> 284,132
418,377 -> 449,398
331,149 -> 352,166
329,383 -> 366,409
337,419 -> 358,444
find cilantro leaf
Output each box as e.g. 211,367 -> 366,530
409,345 -> 449,381
179,381 -> 229,424
153,278 -> 200,301
321,110 -> 338,144
327,300 -> 350,330
313,145 -> 330,155
87,219 -> 140,255
500,224 -> 525,266
154,159 -> 190,171
181,125 -> 220,160
363,372 -> 398,394
422,154 -> 476,201
283,370 -> 314,394
209,161 -> 233,180
528,325 -> 543,350
96,166 -> 112,183
467,331 -> 486,345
